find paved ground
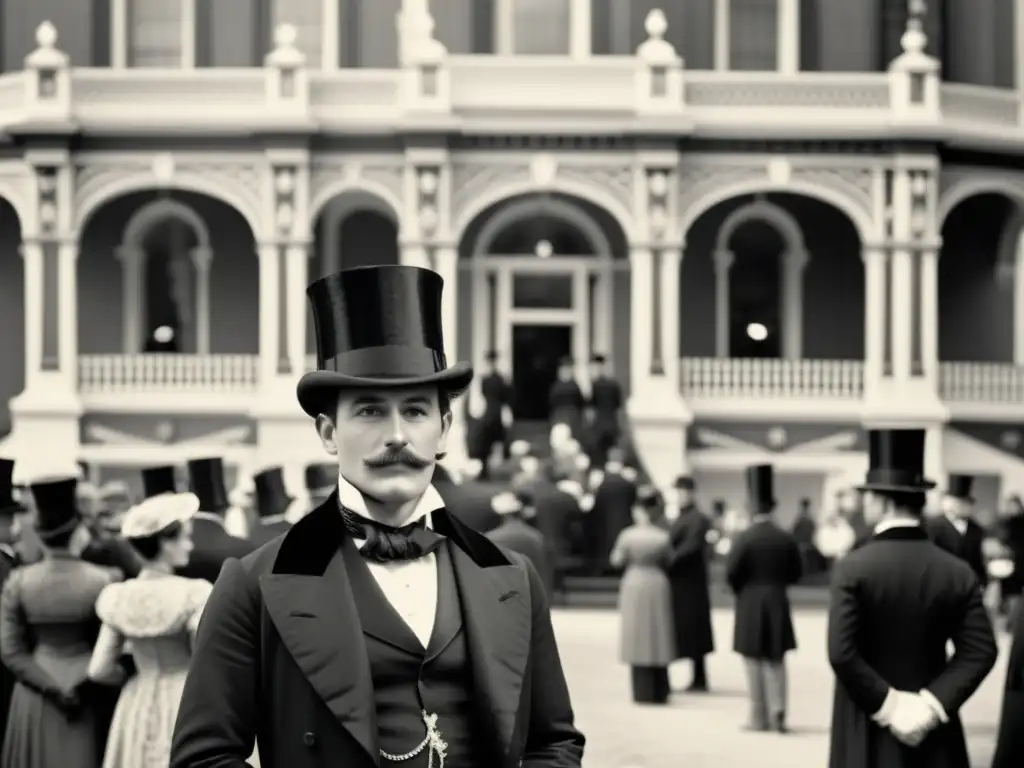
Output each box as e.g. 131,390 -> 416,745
554,607 -> 1009,768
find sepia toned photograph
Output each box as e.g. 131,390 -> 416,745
0,1 -> 1022,766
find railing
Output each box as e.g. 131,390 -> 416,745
939,362 -> 1024,403
681,358 -> 865,399
0,17 -> 1013,144
78,354 -> 260,394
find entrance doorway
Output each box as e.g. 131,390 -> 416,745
511,324 -> 573,420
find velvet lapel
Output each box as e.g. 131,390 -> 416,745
447,533 -> 531,759
259,496 -> 380,765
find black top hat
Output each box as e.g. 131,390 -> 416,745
1,459 -> 23,515
484,350 -> 499,362
253,467 -> 294,518
304,463 -> 336,493
187,458 -> 230,513
141,466 -> 178,499
296,266 -> 474,418
30,477 -> 81,539
946,474 -> 974,502
857,429 -> 935,492
590,354 -> 606,364
745,464 -> 775,511
674,475 -> 695,491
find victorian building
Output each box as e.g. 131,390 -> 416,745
0,1 -> 1022,523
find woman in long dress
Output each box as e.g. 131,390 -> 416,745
610,486 -> 676,704
88,492 -> 212,767
1,475 -> 121,768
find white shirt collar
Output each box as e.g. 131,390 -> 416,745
945,514 -> 968,535
874,518 -> 921,535
336,473 -> 445,533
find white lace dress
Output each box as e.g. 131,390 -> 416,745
91,573 -> 212,768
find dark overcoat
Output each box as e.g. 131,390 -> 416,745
169,495 -> 584,768
663,505 -> 715,659
530,481 -> 580,562
587,471 -> 636,567
487,518 -> 556,599
586,377 -> 622,461
925,516 -> 988,586
175,513 -> 255,583
827,525 -> 998,768
993,594 -> 1024,768
0,545 -> 17,754
469,372 -> 514,461
726,518 -> 802,660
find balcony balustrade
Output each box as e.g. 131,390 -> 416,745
78,354 -> 260,395
681,357 -> 865,400
0,17 -> 1015,146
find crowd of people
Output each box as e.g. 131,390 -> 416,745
0,262 -> 1022,768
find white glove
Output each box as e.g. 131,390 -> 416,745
888,692 -> 939,747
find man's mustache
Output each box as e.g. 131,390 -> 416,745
364,445 -> 433,469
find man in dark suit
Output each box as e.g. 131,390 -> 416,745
584,354 -> 622,465
925,474 -> 988,586
177,457 -> 253,583
468,350 -> 514,478
584,447 -> 637,574
0,457 -> 23,754
487,488 -> 556,599
171,265 -> 583,768
993,597 -> 1024,767
249,467 -> 294,548
726,465 -> 803,732
80,476 -> 142,580
664,474 -> 716,692
827,430 -> 997,768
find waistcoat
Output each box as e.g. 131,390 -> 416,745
343,540 -> 483,768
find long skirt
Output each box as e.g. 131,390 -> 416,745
630,666 -> 669,704
101,670 -> 188,768
1,682 -> 99,768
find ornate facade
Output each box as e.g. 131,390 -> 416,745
1,2 -> 1023,520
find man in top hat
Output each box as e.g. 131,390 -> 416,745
584,446 -> 638,574
142,465 -> 179,499
171,265 -> 583,768
663,474 -> 716,692
177,457 -> 253,583
827,430 -> 997,768
726,464 -> 803,733
548,356 -> 585,442
468,350 -> 514,479
248,467 -> 295,548
926,474 -> 988,586
585,354 -> 623,465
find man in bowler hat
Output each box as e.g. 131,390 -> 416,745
827,430 -> 997,768
248,467 -> 295,547
663,474 -> 715,692
726,465 -> 803,733
171,265 -> 583,768
177,457 -> 253,583
926,474 -> 988,586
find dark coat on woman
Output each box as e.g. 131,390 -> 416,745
663,505 -> 715,660
726,517 -> 802,660
827,525 -> 997,768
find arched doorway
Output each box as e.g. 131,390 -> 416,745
78,190 -> 259,357
460,194 -> 626,422
939,192 -> 1019,364
0,197 -> 24,442
308,191 -> 400,356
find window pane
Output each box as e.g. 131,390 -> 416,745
513,0 -> 570,54
729,0 -> 778,71
129,0 -> 183,68
513,274 -> 574,309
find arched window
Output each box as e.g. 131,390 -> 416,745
117,199 -> 212,354
713,197 -> 808,359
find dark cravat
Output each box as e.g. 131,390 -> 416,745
338,502 -> 446,563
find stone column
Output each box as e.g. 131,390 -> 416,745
626,158 -> 692,487
713,248 -> 733,357
861,246 -> 888,399
115,246 -> 143,353
1014,233 -> 1024,364
190,246 -> 213,355
782,247 -> 808,359
777,0 -> 800,74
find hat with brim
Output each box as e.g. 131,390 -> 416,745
945,474 -> 974,503
297,266 -> 473,418
29,476 -> 82,540
253,467 -> 295,519
120,492 -> 199,539
0,458 -> 24,516
856,429 -> 936,493
745,464 -> 776,510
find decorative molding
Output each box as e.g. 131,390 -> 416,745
787,430 -> 860,453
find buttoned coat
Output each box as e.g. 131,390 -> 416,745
169,494 -> 583,768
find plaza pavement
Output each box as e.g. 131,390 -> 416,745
555,607 -> 1008,768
